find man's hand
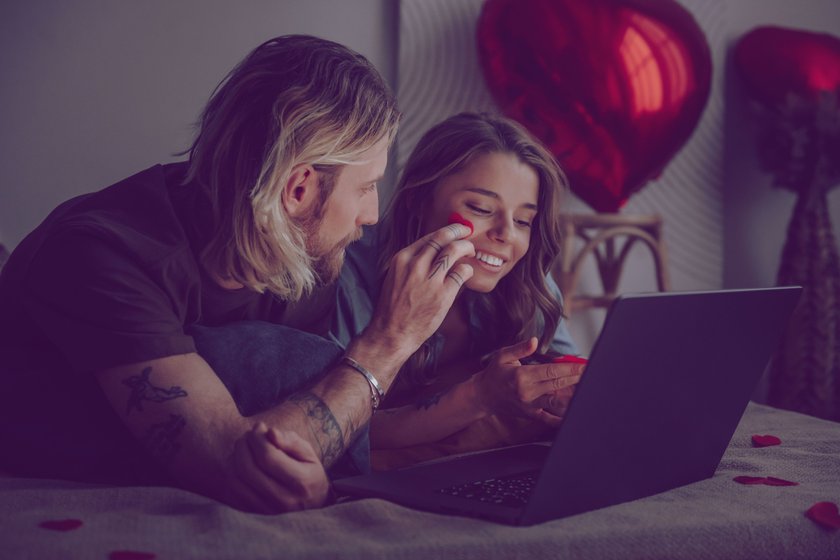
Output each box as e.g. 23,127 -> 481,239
225,422 -> 330,514
472,338 -> 585,427
364,223 -> 475,362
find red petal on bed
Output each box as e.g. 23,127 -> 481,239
763,476 -> 799,486
751,434 -> 782,447
108,551 -> 157,560
805,502 -> 840,530
733,476 -> 766,485
733,475 -> 799,486
38,519 -> 83,531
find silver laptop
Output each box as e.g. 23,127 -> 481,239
334,287 -> 802,525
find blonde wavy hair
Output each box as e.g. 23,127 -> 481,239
380,112 -> 569,387
184,35 -> 400,300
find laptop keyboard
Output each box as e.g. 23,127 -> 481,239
436,470 -> 539,507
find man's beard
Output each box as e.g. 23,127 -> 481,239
296,207 -> 362,286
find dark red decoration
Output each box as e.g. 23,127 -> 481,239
735,26 -> 840,422
735,27 -> 840,107
805,501 -> 840,530
751,434 -> 782,447
38,519 -> 84,531
477,0 -> 712,212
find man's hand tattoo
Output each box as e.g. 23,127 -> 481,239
429,255 -> 449,279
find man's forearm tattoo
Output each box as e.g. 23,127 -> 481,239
289,392 -> 345,466
416,390 -> 447,410
123,366 -> 188,414
142,413 -> 186,466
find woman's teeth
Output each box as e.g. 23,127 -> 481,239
476,251 -> 503,267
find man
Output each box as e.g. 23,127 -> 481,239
0,35 -> 475,513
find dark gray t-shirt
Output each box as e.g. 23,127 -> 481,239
0,163 -> 328,483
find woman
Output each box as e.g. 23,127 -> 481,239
333,112 -> 583,469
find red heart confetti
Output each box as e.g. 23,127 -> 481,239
763,476 -> 799,487
732,476 -> 765,485
108,552 -> 157,560
447,212 -> 474,236
751,434 -> 782,447
38,519 -> 84,531
805,502 -> 840,530
732,476 -> 798,486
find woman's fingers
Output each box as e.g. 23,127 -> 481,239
514,362 -> 584,401
496,337 -> 539,365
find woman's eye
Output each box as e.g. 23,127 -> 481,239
466,203 -> 490,215
362,183 -> 377,194
515,219 -> 533,228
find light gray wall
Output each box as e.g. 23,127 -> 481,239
1,0 -> 838,311
0,0 -> 397,249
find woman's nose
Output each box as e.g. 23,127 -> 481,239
488,214 -> 513,242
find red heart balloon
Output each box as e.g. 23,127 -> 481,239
735,26 -> 840,108
477,0 -> 712,213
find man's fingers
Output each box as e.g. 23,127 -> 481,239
413,223 -> 472,259
232,430 -> 300,513
443,262 -> 474,289
251,427 -> 329,509
427,239 -> 475,281
246,426 -> 312,491
266,428 -> 319,464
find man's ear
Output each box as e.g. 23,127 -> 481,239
282,164 -> 320,217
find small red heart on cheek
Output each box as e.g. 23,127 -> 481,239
39,519 -> 84,531
751,434 -> 782,447
805,502 -> 840,530
448,212 -> 474,236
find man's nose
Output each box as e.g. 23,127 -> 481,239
360,193 -> 379,226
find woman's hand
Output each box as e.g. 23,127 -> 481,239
223,422 -> 330,514
472,337 -> 585,427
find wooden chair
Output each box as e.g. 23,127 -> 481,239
553,213 -> 670,315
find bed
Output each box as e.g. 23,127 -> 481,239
2,402 -> 838,559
